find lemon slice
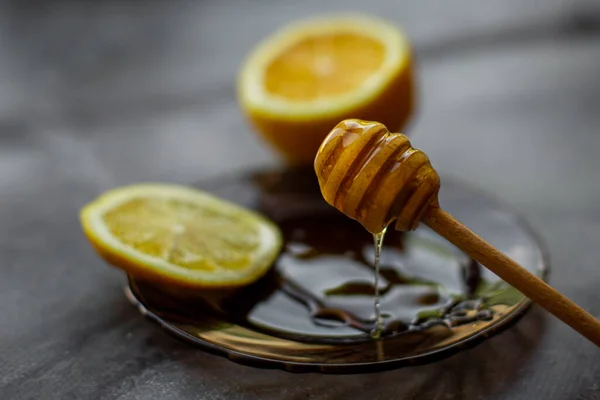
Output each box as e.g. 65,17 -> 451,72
80,183 -> 282,288
238,13 -> 414,164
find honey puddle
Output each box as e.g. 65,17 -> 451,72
199,167 -> 489,343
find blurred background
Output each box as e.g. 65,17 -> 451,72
1,0 -> 599,209
1,1 -> 600,399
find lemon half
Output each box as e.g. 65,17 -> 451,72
238,14 -> 414,164
80,184 -> 282,289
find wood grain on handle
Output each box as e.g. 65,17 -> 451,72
423,206 -> 600,347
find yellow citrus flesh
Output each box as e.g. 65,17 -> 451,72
264,33 -> 386,100
238,14 -> 415,164
80,184 -> 282,289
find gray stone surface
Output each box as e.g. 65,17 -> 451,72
0,1 -> 599,399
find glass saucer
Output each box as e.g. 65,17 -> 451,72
125,167 -> 547,373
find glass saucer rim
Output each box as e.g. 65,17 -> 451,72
125,283 -> 535,374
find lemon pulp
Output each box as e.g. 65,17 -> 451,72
264,33 -> 386,101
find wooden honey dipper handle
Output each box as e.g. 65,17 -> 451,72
424,205 -> 600,346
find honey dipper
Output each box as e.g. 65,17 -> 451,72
314,118 -> 600,346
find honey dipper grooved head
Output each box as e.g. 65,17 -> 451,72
314,119 -> 440,234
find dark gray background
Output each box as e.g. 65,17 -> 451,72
1,0 -> 599,399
